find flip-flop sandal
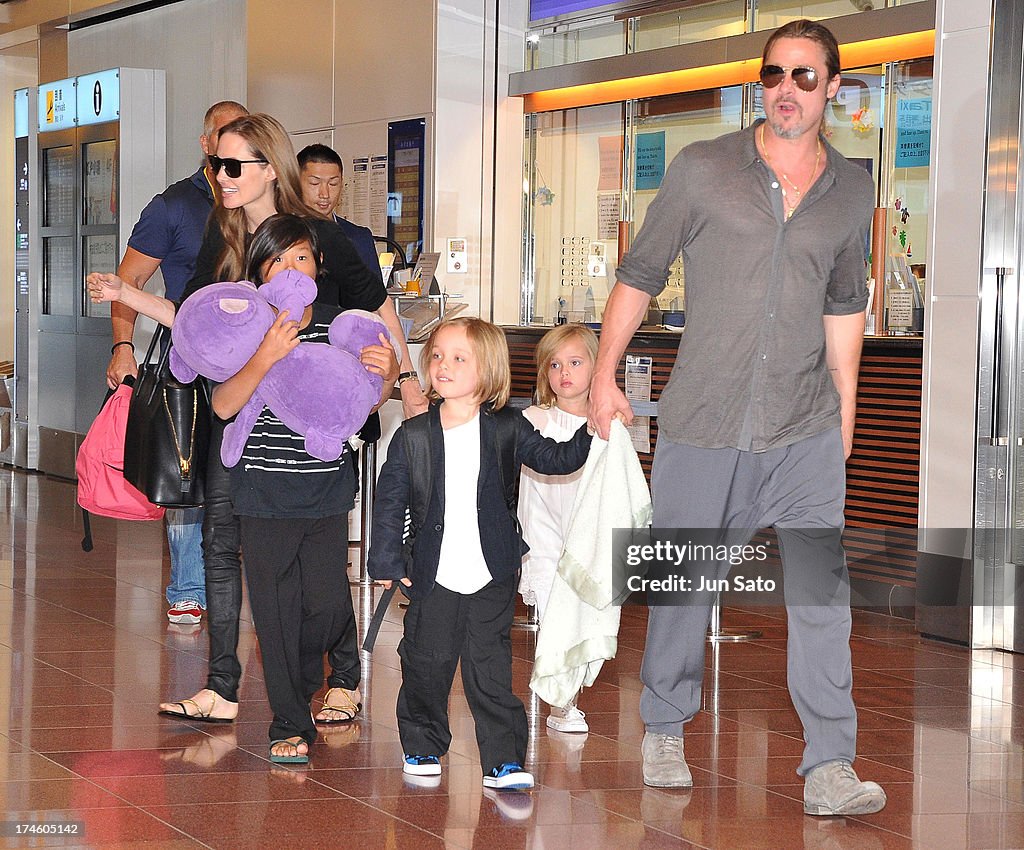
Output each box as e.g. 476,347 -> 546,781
269,738 -> 310,764
315,688 -> 362,725
158,694 -> 235,724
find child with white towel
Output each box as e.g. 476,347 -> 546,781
518,324 -> 599,734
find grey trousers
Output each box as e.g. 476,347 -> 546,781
640,427 -> 856,776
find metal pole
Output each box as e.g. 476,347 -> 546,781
512,602 -> 540,632
707,593 -> 761,642
350,441 -> 376,587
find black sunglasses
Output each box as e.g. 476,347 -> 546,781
208,155 -> 269,179
759,64 -> 820,92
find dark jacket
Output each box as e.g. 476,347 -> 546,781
181,216 -> 386,312
369,403 -> 591,599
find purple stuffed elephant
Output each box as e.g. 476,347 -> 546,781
169,269 -> 390,466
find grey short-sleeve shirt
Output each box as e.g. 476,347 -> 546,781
616,120 -> 874,452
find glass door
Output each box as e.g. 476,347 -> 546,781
38,129 -> 77,333
79,123 -> 119,328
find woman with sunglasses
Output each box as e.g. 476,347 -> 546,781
91,114 -> 397,728
170,113 -> 395,728
87,115 -> 387,337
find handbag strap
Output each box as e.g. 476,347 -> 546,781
361,583 -> 397,653
140,323 -> 169,370
141,325 -> 175,406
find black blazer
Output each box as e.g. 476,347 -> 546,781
369,404 -> 591,599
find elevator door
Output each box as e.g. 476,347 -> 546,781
973,0 -> 1024,652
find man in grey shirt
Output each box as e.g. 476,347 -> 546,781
589,20 -> 886,816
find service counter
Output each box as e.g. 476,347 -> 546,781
504,326 -> 923,596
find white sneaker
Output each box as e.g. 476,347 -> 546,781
546,705 -> 589,733
167,599 -> 203,624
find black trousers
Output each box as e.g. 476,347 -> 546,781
239,514 -> 355,745
397,575 -> 527,773
201,421 -> 360,701
201,419 -> 243,702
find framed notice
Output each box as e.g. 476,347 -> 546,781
625,355 -> 652,402
635,132 -> 665,191
895,98 -> 931,168
388,118 -> 426,264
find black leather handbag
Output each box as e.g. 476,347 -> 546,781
123,325 -> 211,508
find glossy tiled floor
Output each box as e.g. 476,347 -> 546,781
1,468 -> 1023,849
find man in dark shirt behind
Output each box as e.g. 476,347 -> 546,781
297,143 -> 427,417
106,100 -> 248,625
588,20 -> 886,817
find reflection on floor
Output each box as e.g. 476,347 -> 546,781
1,468 -> 1023,849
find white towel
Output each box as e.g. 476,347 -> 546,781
530,419 -> 652,709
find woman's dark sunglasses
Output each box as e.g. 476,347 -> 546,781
759,64 -> 820,92
208,155 -> 268,178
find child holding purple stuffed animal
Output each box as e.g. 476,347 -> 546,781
210,214 -> 397,763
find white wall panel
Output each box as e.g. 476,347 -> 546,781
926,28 -> 988,301
921,297 -> 979,529
919,0 -> 991,531
68,0 -> 246,184
333,0 -> 435,126
940,0 -> 992,32
247,0 -> 333,132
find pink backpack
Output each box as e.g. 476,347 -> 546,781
77,383 -> 165,522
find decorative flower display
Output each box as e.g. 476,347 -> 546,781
851,107 -> 874,135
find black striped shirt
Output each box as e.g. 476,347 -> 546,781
230,303 -> 357,518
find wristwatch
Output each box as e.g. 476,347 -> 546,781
397,370 -> 419,386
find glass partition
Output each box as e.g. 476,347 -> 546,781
754,0 -> 876,31
42,146 -> 75,228
522,59 -> 932,330
631,87 -> 744,313
633,0 -> 746,51
43,238 -> 75,317
887,57 -> 932,292
528,0 -> 907,60
528,19 -> 626,70
81,137 -> 119,318
526,103 -> 623,324
83,235 -> 116,318
82,140 -> 117,227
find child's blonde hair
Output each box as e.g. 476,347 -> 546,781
420,317 -> 511,410
534,323 -> 598,408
